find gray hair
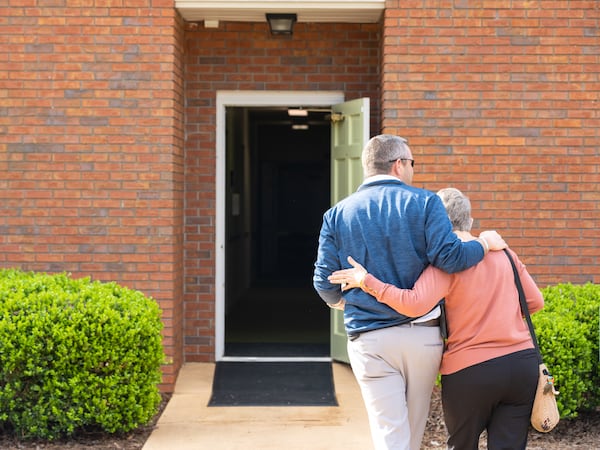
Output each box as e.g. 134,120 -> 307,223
362,134 -> 411,178
437,188 -> 472,232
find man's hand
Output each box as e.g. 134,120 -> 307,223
479,230 -> 507,252
328,256 -> 368,291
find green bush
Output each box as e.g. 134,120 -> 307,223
534,282 -> 600,419
0,269 -> 165,440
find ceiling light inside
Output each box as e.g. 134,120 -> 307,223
287,108 -> 308,117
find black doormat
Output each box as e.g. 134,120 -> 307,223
208,361 -> 338,407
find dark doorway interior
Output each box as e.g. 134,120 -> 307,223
224,107 -> 331,357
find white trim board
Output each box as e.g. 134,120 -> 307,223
177,1 -> 385,23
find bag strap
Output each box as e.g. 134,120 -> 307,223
503,249 -> 543,365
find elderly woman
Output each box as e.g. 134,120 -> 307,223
329,187 -> 544,450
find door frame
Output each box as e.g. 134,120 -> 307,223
215,90 -> 345,361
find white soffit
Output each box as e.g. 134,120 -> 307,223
176,0 -> 385,23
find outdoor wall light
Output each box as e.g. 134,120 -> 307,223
266,13 -> 297,35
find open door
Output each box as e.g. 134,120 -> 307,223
329,98 -> 370,363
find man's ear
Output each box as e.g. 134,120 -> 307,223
390,160 -> 406,180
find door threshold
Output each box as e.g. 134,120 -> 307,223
219,356 -> 332,363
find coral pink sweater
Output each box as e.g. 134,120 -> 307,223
361,248 -> 544,375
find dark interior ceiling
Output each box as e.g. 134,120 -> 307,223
248,107 -> 331,127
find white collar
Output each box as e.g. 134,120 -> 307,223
361,174 -> 399,186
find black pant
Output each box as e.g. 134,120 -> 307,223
441,349 -> 538,450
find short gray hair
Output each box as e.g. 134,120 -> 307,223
437,188 -> 472,232
362,134 -> 410,177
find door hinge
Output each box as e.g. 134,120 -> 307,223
329,112 -> 345,123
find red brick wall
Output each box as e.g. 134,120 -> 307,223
0,2 -> 185,389
382,0 -> 599,285
183,21 -> 382,361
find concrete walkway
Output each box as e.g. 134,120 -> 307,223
142,362 -> 372,450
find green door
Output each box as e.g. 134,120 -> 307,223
329,98 -> 370,363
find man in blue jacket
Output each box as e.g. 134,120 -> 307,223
313,134 -> 506,450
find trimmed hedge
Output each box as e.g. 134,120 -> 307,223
0,269 -> 165,440
535,282 -> 600,419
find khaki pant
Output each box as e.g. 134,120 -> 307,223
348,325 -> 443,450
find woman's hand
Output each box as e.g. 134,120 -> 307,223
328,256 -> 368,291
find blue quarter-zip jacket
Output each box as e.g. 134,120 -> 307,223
313,177 -> 485,337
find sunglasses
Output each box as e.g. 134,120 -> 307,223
388,158 -> 415,168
